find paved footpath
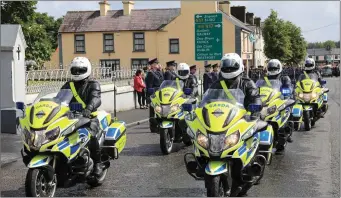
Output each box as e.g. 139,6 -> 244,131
0,108 -> 149,167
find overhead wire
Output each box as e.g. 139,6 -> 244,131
302,23 -> 339,33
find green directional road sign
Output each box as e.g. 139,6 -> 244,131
195,13 -> 223,61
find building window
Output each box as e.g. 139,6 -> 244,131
133,32 -> 145,51
100,59 -> 120,71
74,34 -> 85,53
169,38 -> 179,54
131,58 -> 148,70
335,55 -> 339,60
103,34 -> 114,52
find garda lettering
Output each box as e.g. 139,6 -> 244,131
35,104 -> 54,109
208,103 -> 230,108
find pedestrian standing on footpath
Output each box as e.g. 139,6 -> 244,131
146,58 -> 163,132
211,63 -> 220,82
134,69 -> 147,109
203,64 -> 213,93
164,60 -> 177,80
189,64 -> 199,97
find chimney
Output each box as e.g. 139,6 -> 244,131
218,1 -> 231,16
254,17 -> 261,27
123,1 -> 134,16
231,6 -> 246,23
99,0 -> 110,16
246,12 -> 254,25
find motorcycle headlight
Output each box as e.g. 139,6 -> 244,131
155,106 -> 161,113
22,128 -> 32,142
31,130 -> 45,150
303,93 -> 312,102
267,106 -> 277,115
170,104 -> 180,112
44,127 -> 60,143
312,92 -> 317,98
197,132 -> 208,149
223,131 -> 240,150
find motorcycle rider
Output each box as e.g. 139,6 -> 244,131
298,57 -> 327,117
60,57 -> 103,176
298,58 -> 323,84
176,63 -> 197,97
210,53 -> 262,116
263,59 -> 293,143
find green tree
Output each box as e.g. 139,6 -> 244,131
22,23 -> 52,68
285,21 -> 306,66
1,1 -> 37,24
323,40 -> 336,50
34,13 -> 63,50
262,10 -> 292,64
1,1 -> 63,68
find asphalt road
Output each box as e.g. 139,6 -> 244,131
1,78 -> 340,197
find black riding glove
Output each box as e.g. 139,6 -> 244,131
82,109 -> 92,118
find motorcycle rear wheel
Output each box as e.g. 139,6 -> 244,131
160,128 -> 173,155
87,168 -> 108,187
25,167 -> 57,197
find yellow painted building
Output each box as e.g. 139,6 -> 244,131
53,1 -> 256,71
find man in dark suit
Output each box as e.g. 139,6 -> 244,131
164,60 -> 177,80
203,64 -> 213,93
211,63 -> 219,82
145,58 -> 163,132
189,65 -> 199,97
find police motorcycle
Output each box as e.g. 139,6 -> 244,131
294,72 -> 329,131
16,89 -> 127,197
148,79 -> 197,155
183,80 -> 269,197
255,78 -> 296,160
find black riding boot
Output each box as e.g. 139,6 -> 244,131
89,137 -> 103,177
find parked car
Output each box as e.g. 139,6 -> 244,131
321,65 -> 333,77
333,66 -> 340,77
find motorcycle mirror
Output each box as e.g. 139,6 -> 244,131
184,88 -> 192,95
70,102 -> 83,112
248,104 -> 262,113
16,102 -> 25,110
182,104 -> 193,112
148,88 -> 155,95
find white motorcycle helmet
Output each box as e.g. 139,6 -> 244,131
267,59 -> 283,76
177,63 -> 190,80
304,58 -> 315,71
220,53 -> 244,79
70,57 -> 92,81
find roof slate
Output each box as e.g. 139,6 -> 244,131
59,8 -> 181,33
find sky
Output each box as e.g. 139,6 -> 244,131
36,1 -> 340,43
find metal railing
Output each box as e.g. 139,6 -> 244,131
26,66 -> 206,94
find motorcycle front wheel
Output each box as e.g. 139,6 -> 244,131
25,167 -> 57,197
303,111 -> 311,131
160,128 -> 174,155
205,174 -> 228,197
